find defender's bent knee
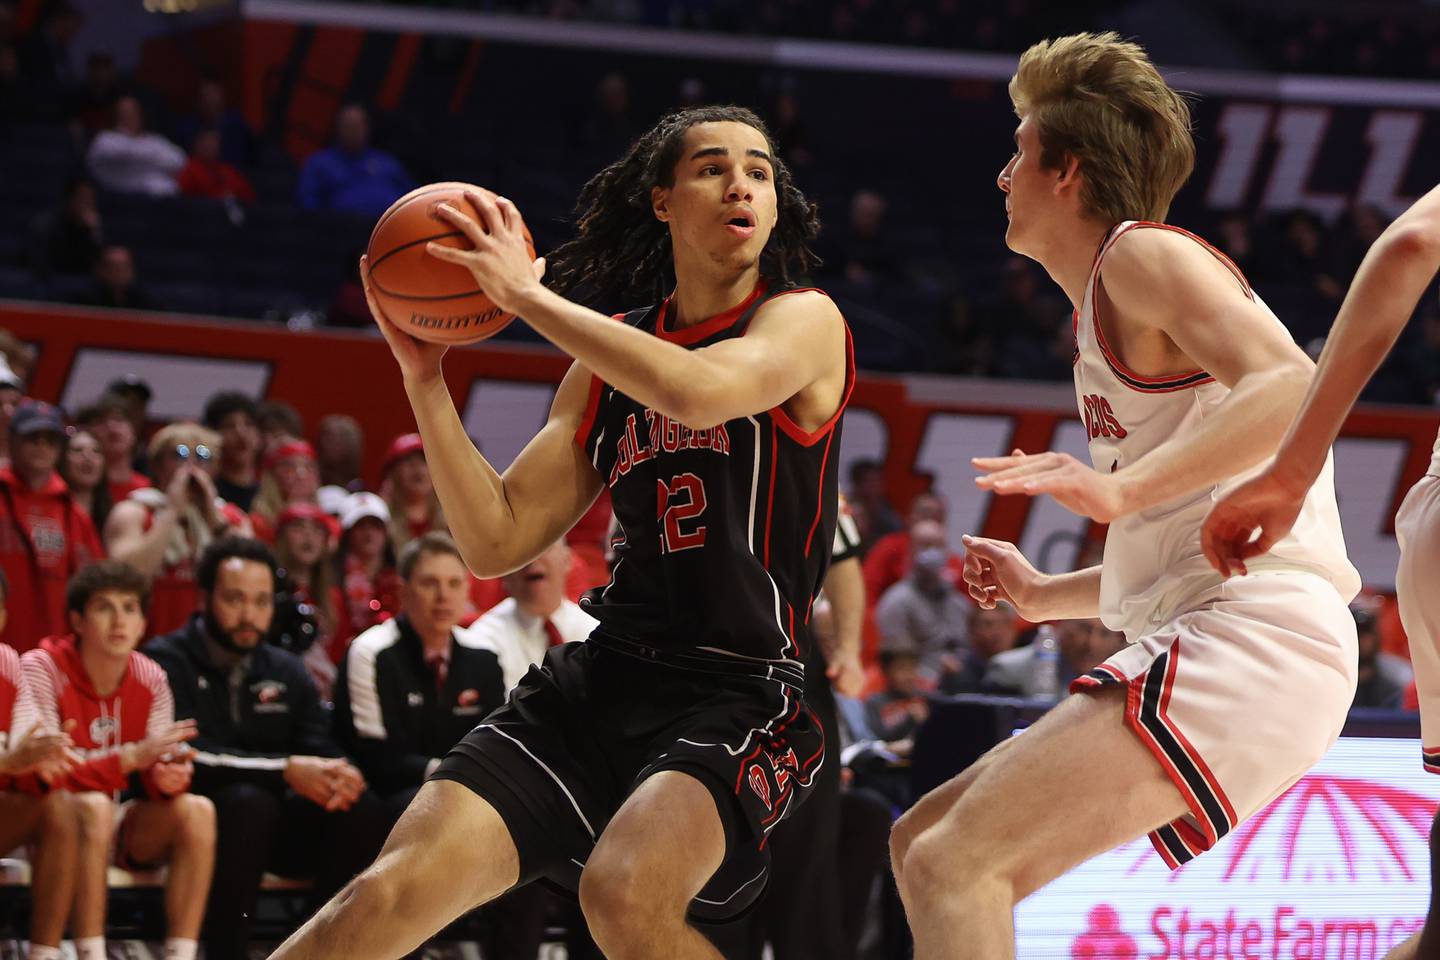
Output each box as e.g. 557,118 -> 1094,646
579,858 -> 684,946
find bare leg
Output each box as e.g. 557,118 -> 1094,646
578,770 -> 728,960
70,792 -> 116,940
120,795 -> 217,939
0,791 -> 78,947
892,687 -> 1187,960
269,780 -> 521,959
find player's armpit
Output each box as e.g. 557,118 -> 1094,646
1100,227 -> 1313,389
463,361 -> 605,577
669,290 -> 847,431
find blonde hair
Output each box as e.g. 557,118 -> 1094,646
147,422 -> 222,465
1009,32 -> 1194,224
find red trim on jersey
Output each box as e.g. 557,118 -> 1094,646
572,371 -> 605,452
1155,639 -> 1238,827
655,282 -> 768,345
769,316 -> 855,447
762,422 -> 778,569
1091,221 -> 1224,394
803,430 -> 835,558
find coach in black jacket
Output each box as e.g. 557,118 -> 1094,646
145,537 -> 389,960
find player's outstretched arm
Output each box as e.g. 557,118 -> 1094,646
1094,228 -> 1319,514
1202,184 -> 1440,575
362,264 -> 603,578
429,191 -> 845,430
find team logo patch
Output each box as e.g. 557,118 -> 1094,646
747,764 -> 771,809
89,715 -> 117,744
457,688 -> 480,707
254,681 -> 286,704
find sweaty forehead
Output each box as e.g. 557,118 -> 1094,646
682,120 -> 770,156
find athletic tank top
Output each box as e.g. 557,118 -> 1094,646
1430,429 -> 1440,477
1074,220 -> 1360,640
575,281 -> 854,688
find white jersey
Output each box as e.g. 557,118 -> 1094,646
1431,428 -> 1440,476
1074,220 -> 1360,640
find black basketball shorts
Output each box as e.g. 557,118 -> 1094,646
431,639 -> 825,923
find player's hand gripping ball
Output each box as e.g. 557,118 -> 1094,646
366,182 -> 536,345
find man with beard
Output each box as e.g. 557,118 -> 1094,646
146,537 -> 389,960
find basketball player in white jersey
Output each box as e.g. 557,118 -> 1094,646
888,33 -> 1361,958
1204,183 -> 1440,960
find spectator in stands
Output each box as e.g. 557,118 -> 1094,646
174,77 -> 257,170
316,413 -> 364,489
273,502 -> 342,693
202,391 -> 262,512
336,532 -> 506,805
579,71 -> 638,166
464,539 -> 596,690
104,375 -> 153,441
331,491 -> 401,662
59,425 -> 112,534
874,519 -> 975,690
1353,603 -> 1405,709
145,537 -> 389,960
983,617 -> 1125,697
829,188 -> 900,286
72,51 -> 120,136
381,433 -> 445,550
848,458 -> 901,547
257,399 -> 305,450
325,250 -> 371,328
86,95 -> 186,197
958,602 -> 1023,694
177,128 -> 256,205
984,256 -> 1069,379
0,360 -> 21,468
1212,211 -> 1257,279
863,491 -> 963,601
771,91 -> 814,171
865,633 -> 929,743
296,103 -> 412,216
76,244 -> 154,310
30,175 -> 104,276
1261,209 -> 1345,304
105,422 -> 250,638
0,582 -> 80,960
0,42 -> 21,126
251,438 -> 320,542
76,394 -> 149,502
0,401 -> 103,653
15,1 -> 81,121
22,561 -> 212,960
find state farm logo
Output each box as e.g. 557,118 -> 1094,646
1072,904 -> 1136,959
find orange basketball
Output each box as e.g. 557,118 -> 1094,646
366,182 -> 536,345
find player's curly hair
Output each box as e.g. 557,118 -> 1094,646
546,105 -> 821,306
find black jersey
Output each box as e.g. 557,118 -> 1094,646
575,281 -> 853,689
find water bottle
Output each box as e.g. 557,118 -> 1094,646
1030,625 -> 1061,703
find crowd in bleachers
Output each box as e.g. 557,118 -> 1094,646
2,2 -> 1438,398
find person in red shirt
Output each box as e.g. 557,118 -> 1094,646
330,492 -> 401,662
176,129 -> 256,205
251,438 -> 320,543
862,491 -> 965,602
0,568 -> 81,960
0,401 -> 104,652
76,395 -> 150,504
106,422 -> 251,638
380,433 -> 445,551
22,561 -> 214,960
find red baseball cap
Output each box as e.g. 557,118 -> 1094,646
382,433 -> 424,475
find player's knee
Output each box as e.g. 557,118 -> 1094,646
37,790 -> 79,842
336,863 -> 405,918
579,858 -> 671,940
904,826 -> 1012,905
72,791 -> 114,841
175,794 -> 216,846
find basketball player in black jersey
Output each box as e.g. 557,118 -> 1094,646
271,105 -> 853,960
